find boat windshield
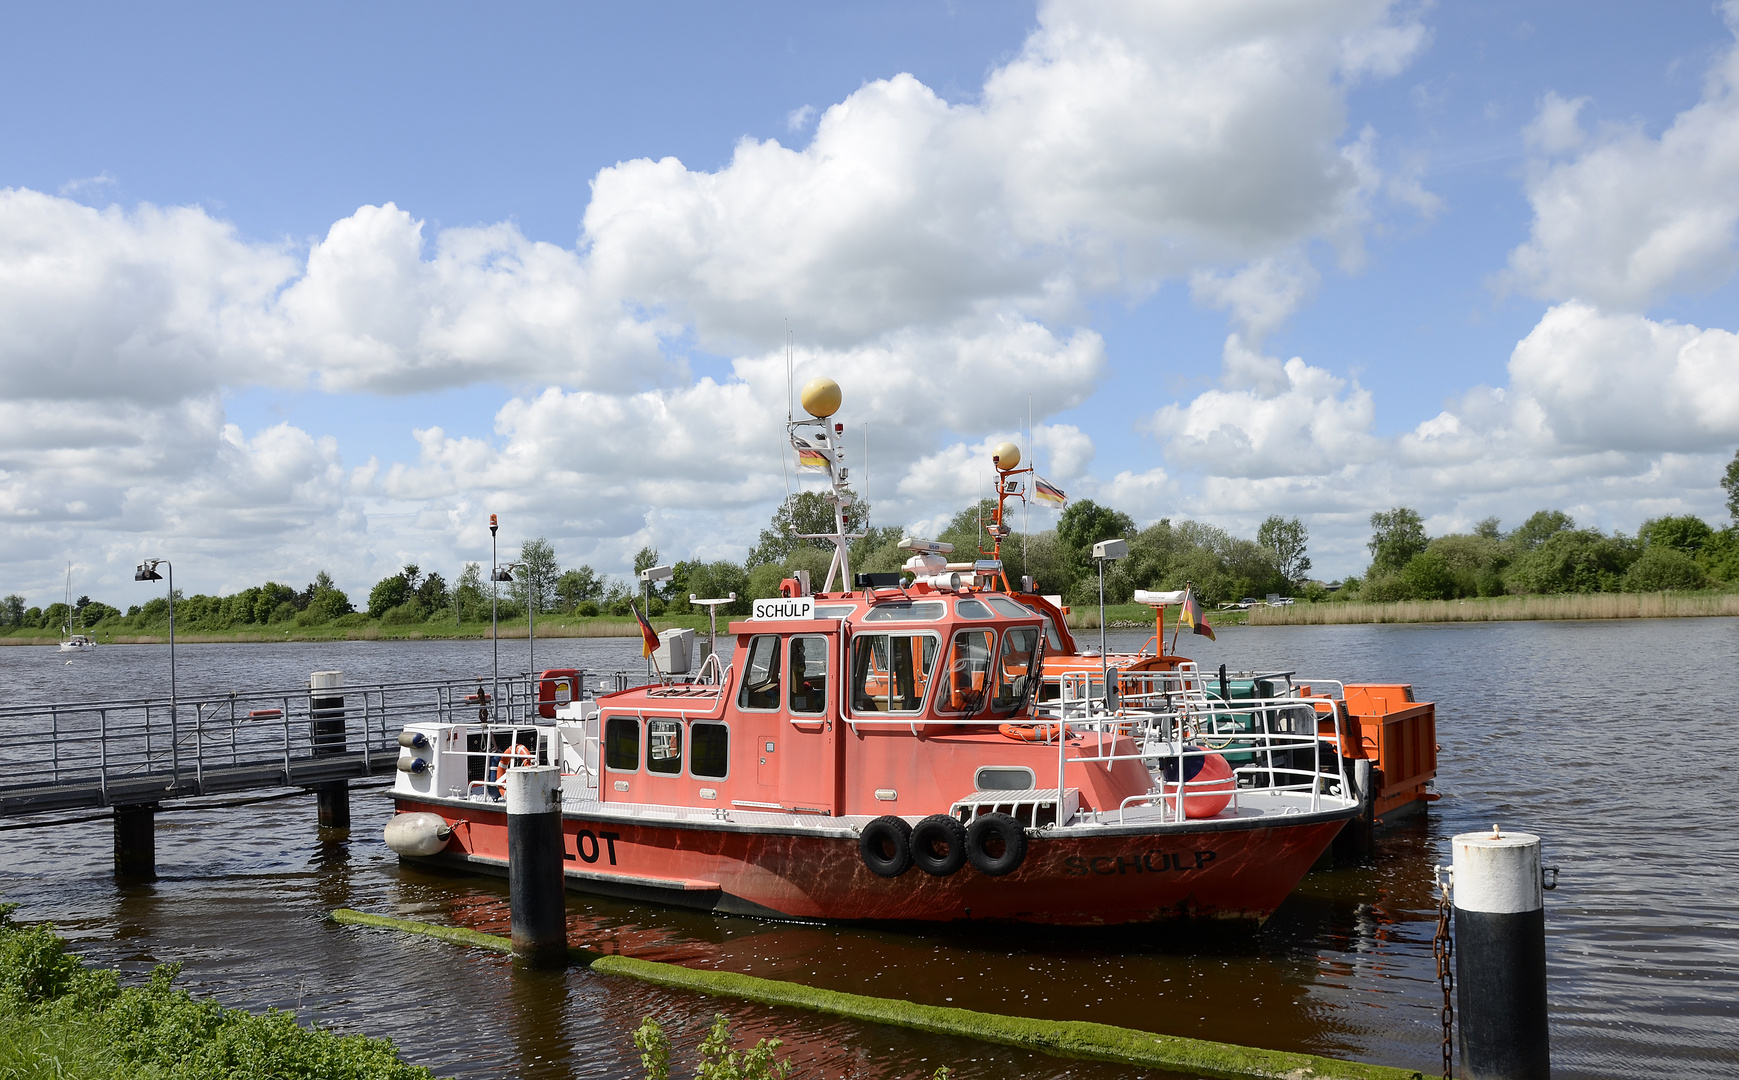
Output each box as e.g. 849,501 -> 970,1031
850,633 -> 936,713
992,627 -> 1040,711
861,601 -> 945,622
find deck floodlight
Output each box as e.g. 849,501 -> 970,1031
639,564 -> 674,583
1092,538 -> 1129,561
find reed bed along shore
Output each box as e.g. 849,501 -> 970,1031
1246,590 -> 1739,625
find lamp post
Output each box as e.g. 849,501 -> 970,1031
134,558 -> 177,778
494,562 -> 520,719
639,564 -> 673,677
490,515 -> 500,720
1091,539 -> 1128,707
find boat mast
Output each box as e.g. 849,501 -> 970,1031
788,377 -> 860,594
986,443 -> 1032,592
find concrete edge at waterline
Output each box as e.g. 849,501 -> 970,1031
327,908 -> 1423,1080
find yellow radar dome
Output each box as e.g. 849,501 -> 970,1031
992,442 -> 1021,471
800,377 -> 842,418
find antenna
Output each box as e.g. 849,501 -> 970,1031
863,421 -> 870,532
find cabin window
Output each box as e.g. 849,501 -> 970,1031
861,601 -> 945,622
789,634 -> 830,714
975,766 -> 1036,791
850,633 -> 937,713
986,596 -> 1034,619
647,718 -> 682,775
1041,616 -> 1066,654
604,716 -> 639,772
737,635 -> 783,710
691,722 -> 729,779
940,629 -> 995,712
954,598 -> 995,620
813,605 -> 855,619
991,627 -> 1041,712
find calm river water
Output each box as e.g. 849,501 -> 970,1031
1,620 -> 1735,1079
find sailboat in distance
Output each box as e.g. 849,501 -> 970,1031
58,563 -> 95,652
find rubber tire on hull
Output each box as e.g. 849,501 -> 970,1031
859,815 -> 914,877
965,812 -> 1028,877
910,814 -> 969,877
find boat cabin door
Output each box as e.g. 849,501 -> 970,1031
735,627 -> 841,814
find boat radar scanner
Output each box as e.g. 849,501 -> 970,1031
993,442 -> 1021,472
800,377 -> 842,418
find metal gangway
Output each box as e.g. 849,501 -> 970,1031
0,669 -> 657,820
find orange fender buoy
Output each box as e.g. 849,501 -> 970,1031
1158,747 -> 1235,819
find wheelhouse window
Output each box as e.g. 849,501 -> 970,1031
850,633 -> 936,713
986,596 -> 1035,619
604,716 -> 639,771
954,598 -> 995,620
646,718 -> 682,774
789,634 -> 830,714
991,627 -> 1041,712
861,601 -> 945,622
691,722 -> 729,779
941,629 -> 995,712
737,634 -> 783,710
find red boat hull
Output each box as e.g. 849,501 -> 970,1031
394,796 -> 1351,926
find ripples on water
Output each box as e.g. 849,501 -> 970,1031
2,621 -> 1736,1079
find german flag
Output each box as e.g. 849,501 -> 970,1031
1034,476 -> 1066,507
793,435 -> 830,472
633,603 -> 660,659
1179,586 -> 1215,641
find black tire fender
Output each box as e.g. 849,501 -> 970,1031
859,815 -> 914,877
965,812 -> 1028,877
910,814 -> 969,877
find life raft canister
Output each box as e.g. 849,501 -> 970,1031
1157,745 -> 1236,819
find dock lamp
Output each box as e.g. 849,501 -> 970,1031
489,514 -> 502,720
134,558 -> 178,778
1092,539 -> 1128,706
491,558 -> 516,722
639,565 -> 673,676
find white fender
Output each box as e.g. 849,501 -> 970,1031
383,812 -> 452,857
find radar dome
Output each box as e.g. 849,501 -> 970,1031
992,442 -> 1021,471
800,377 -> 842,418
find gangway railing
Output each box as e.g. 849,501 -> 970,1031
0,669 -> 657,816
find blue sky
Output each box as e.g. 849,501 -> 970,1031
4,0 -> 1738,604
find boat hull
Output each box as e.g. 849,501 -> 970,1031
392,795 -> 1353,926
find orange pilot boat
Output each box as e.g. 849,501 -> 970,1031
384,380 -> 1369,926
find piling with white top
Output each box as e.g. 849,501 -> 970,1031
1453,827 -> 1550,1080
309,671 -> 349,830
505,764 -> 567,967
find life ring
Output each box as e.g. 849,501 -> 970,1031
494,743 -> 534,780
998,722 -> 1061,743
965,813 -> 1028,877
910,814 -> 969,877
859,815 -> 913,878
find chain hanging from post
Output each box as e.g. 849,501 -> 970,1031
1433,864 -> 1455,1080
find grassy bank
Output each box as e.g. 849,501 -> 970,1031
0,614 -> 709,646
0,903 -> 434,1079
1247,589 -> 1739,625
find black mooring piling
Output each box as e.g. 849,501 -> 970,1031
1453,827 -> 1550,1080
309,670 -> 350,830
505,764 -> 567,967
113,802 -> 157,880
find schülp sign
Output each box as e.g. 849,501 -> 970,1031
752,597 -> 814,620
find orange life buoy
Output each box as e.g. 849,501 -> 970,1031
998,722 -> 1061,743
495,743 -> 534,779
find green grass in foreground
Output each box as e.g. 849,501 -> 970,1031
0,903 -> 435,1080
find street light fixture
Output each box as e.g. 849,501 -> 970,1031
638,564 -> 673,678
490,514 -> 502,721
134,558 -> 178,779
689,593 -> 737,679
494,562 -> 524,703
1091,538 -> 1128,707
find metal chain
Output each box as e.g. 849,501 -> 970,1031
1433,870 -> 1455,1079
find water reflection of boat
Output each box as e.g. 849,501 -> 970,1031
386,380 -> 1361,926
